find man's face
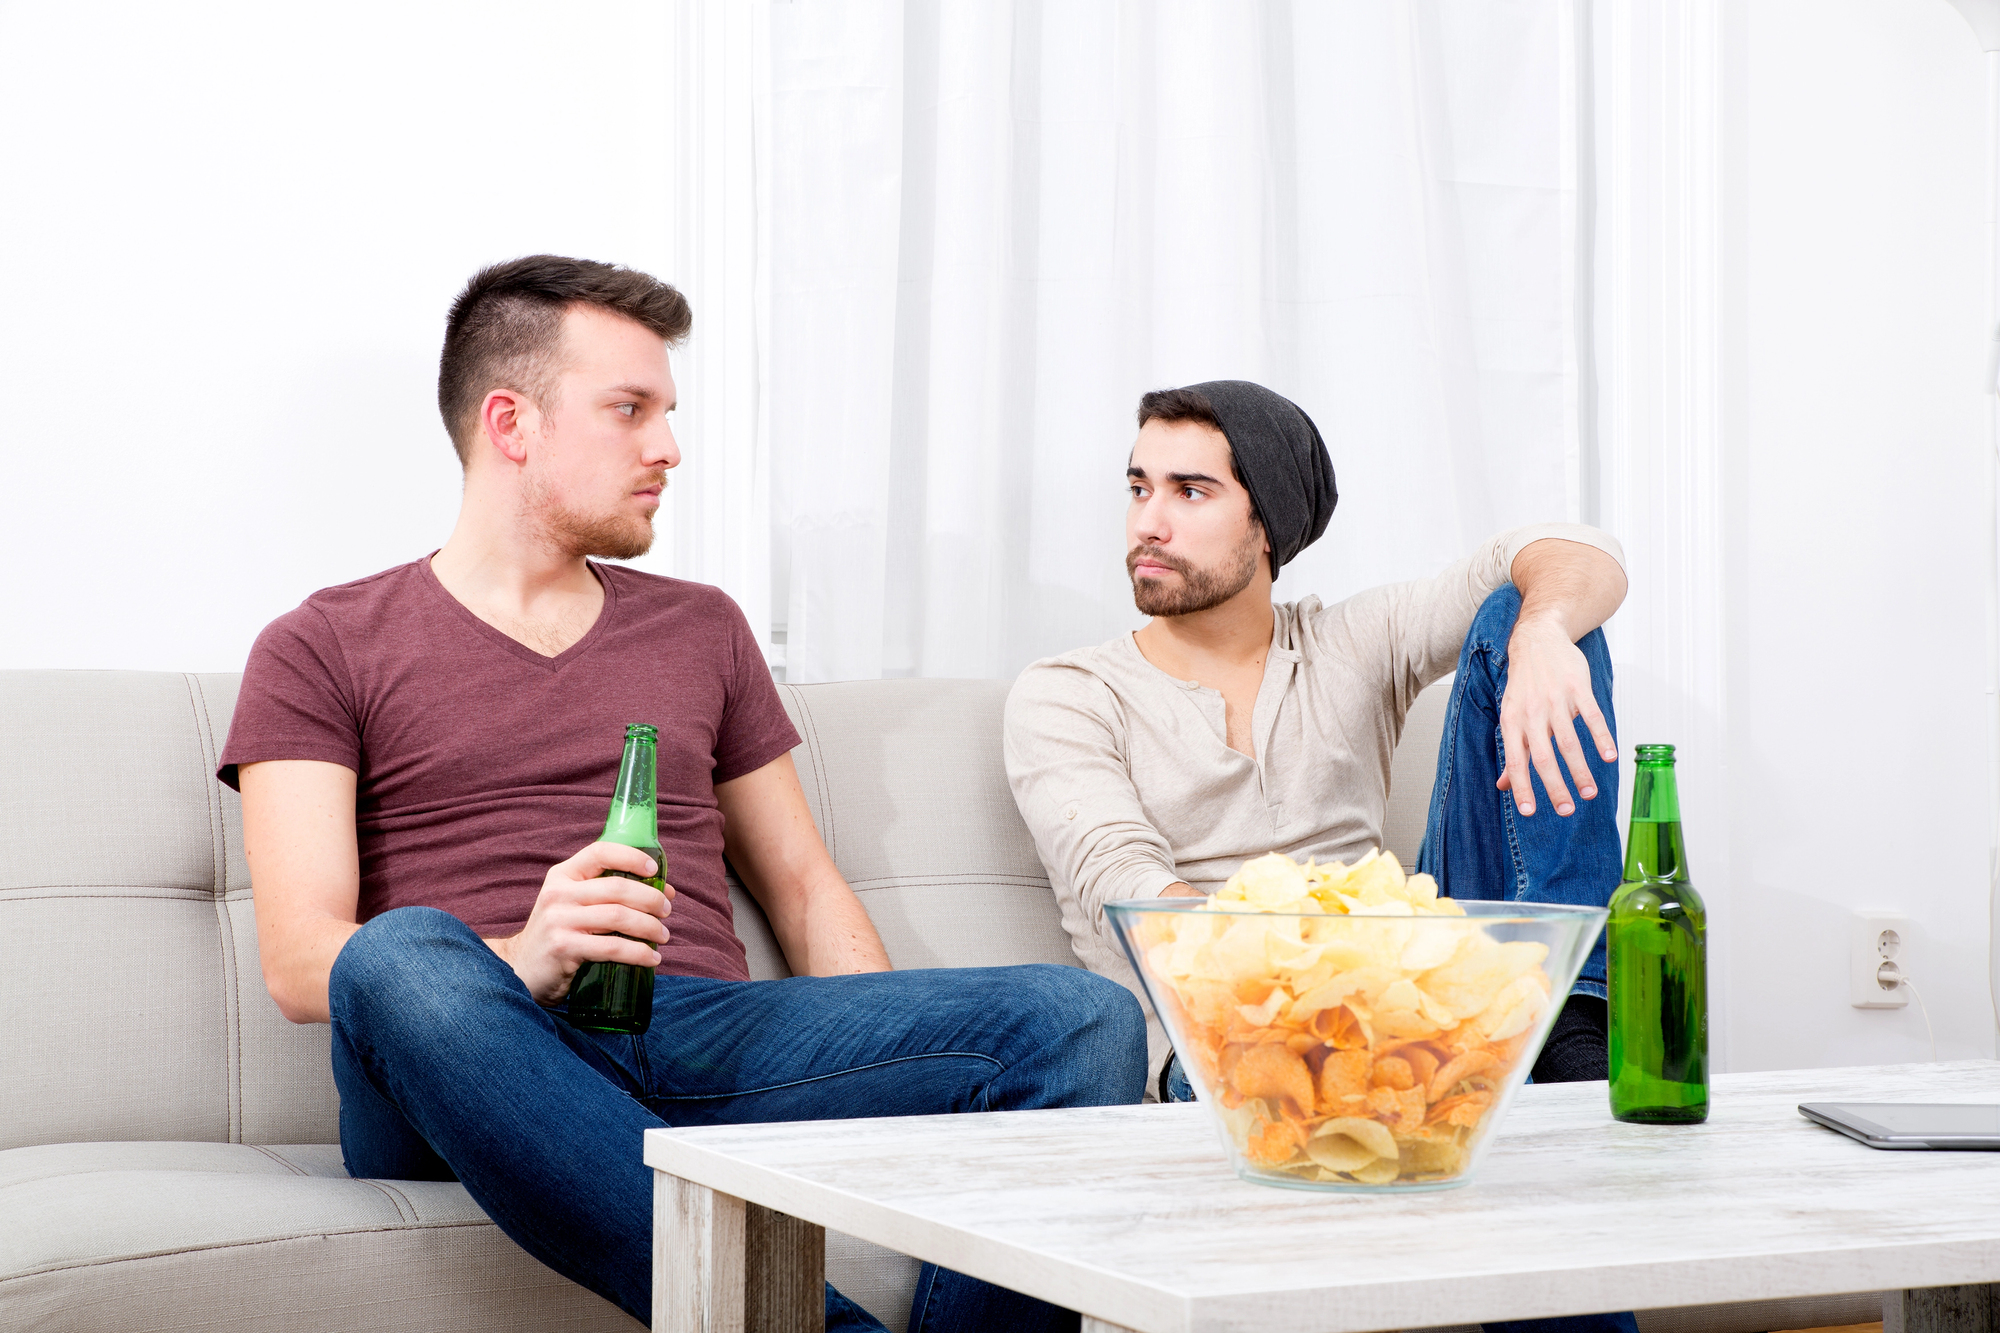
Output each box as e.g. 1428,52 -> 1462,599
520,304 -> 680,561
1125,418 -> 1267,617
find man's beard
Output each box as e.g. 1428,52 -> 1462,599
1127,531 -> 1260,617
528,476 -> 662,562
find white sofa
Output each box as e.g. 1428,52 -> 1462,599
0,670 -> 1882,1332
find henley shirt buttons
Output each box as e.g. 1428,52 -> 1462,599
1064,805 -> 1078,821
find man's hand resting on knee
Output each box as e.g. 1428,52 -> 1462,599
485,842 -> 675,1005
1499,538 -> 1627,818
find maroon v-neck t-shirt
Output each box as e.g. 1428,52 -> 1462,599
217,558 -> 801,982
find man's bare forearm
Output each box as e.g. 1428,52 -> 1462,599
718,753 -> 892,976
774,874 -> 892,974
1509,538 -> 1627,641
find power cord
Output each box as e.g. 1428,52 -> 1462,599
1878,960 -> 1938,1064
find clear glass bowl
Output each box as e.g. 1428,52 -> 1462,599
1106,898 -> 1607,1192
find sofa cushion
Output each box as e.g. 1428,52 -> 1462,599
0,1141 -> 639,1332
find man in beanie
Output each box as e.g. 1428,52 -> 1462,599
1004,381 -> 1627,1106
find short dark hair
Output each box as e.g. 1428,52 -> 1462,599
1136,386 -> 1248,491
437,255 -> 692,464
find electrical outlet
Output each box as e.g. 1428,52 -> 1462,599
1851,910 -> 1910,1009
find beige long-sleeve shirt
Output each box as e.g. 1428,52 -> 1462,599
1002,524 -> 1626,1092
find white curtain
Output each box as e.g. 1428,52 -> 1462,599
759,0 -> 1582,683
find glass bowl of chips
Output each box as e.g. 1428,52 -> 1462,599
1106,849 -> 1607,1193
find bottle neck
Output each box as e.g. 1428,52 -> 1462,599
1624,765 -> 1688,883
603,738 -> 659,847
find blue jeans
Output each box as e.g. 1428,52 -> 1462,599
1415,582 -> 1620,1001
329,907 -> 1147,1332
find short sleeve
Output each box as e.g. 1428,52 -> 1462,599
216,604 -> 364,790
709,592 -> 802,785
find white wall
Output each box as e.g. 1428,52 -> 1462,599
0,2 -> 676,672
1724,0 -> 1994,1068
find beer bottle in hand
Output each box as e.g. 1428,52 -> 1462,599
566,724 -> 667,1035
1608,744 -> 1709,1123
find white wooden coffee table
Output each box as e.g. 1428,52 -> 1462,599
644,1060 -> 2000,1333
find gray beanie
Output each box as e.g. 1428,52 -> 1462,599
1182,379 -> 1337,576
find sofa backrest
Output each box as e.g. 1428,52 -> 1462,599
0,671 -> 328,1152
0,669 -> 1450,1151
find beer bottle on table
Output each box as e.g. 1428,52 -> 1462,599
1608,743 -> 1709,1124
566,724 -> 667,1035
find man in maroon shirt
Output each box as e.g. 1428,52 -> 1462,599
221,255 -> 1143,1332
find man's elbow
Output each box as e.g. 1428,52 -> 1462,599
261,964 -> 330,1026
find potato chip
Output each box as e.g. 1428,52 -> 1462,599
1315,1048 -> 1372,1105
1427,1049 -> 1499,1102
1304,1134 -> 1377,1174
1401,1133 -> 1467,1176
1224,1042 -> 1315,1116
1349,1156 -> 1402,1186
1399,1042 -> 1441,1089
1313,1115 -> 1398,1161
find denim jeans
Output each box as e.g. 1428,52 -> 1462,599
1415,582 -> 1620,1002
329,907 -> 1147,1332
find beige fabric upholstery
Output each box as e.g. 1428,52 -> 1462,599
1384,675 -> 1449,869
0,672 -> 336,1154
1,1145 -> 638,1332
773,679 -> 1079,972
0,668 -> 1874,1333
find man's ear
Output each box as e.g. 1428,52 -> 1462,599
480,388 -> 534,466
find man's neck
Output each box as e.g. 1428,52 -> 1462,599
429,488 -> 607,657
1131,588 -> 1276,683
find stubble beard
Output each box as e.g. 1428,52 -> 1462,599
1127,527 -> 1261,617
527,475 -> 663,562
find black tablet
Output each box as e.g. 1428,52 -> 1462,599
1798,1102 -> 2000,1150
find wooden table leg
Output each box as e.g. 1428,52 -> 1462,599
1080,1318 -> 1140,1333
1896,1282 -> 2000,1333
653,1172 -> 825,1333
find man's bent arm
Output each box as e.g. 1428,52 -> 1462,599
241,760 -> 673,1021
240,759 -> 364,1025
1501,536 -> 1630,817
718,753 -> 891,975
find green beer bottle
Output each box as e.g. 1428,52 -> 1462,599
1608,744 -> 1709,1123
566,724 -> 667,1035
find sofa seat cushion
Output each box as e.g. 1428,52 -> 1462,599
0,1141 -> 641,1332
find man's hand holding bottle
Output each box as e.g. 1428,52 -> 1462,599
487,842 -> 674,1005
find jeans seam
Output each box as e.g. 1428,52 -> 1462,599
1494,720 -> 1531,902
644,1050 -> 1006,1104
908,1261 -> 942,1333
630,1031 -> 653,1090
1429,675 -> 1463,874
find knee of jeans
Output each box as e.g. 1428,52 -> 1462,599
330,906 -> 483,1018
1023,965 -> 1147,1095
1469,582 -> 1524,644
